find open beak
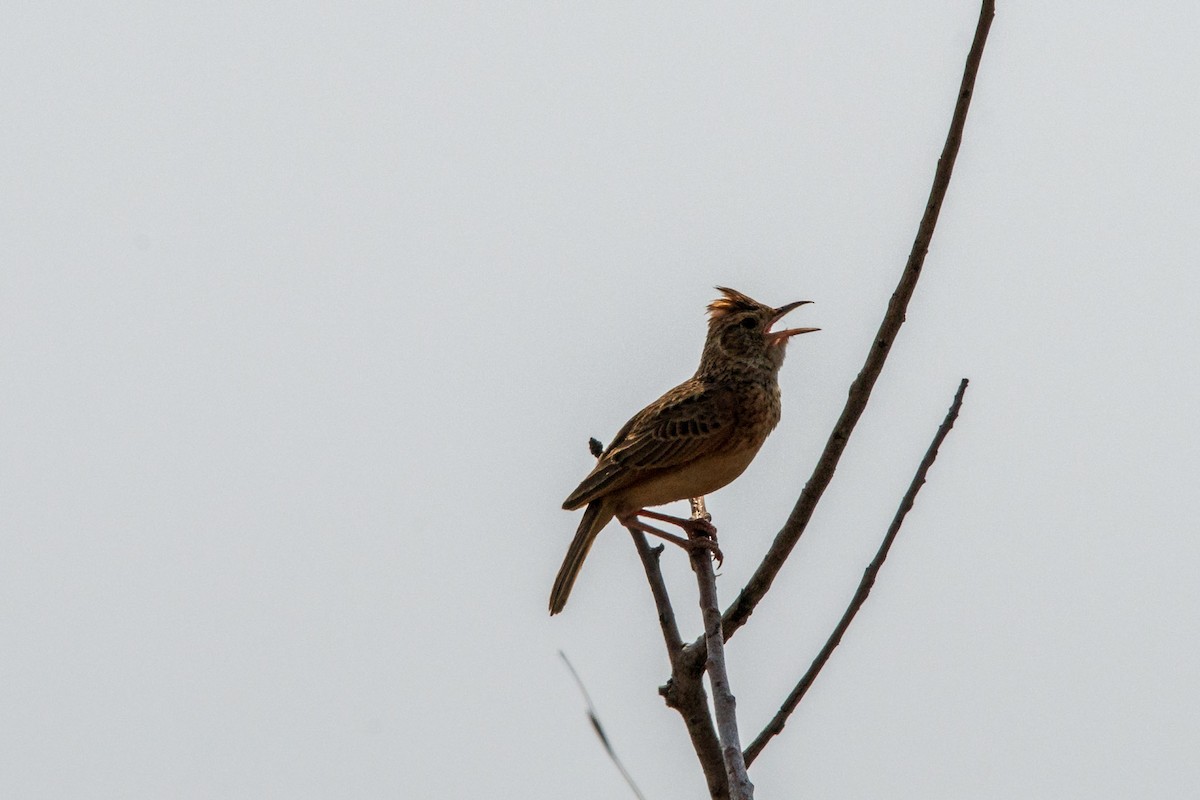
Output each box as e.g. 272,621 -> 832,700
766,300 -> 818,345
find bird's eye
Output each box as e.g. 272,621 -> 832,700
739,318 -> 757,330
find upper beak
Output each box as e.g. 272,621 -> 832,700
766,300 -> 819,344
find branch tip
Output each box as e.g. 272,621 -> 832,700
743,377 -> 970,766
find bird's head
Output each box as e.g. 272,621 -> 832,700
701,286 -> 818,373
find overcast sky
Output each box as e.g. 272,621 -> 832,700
3,2 -> 1198,798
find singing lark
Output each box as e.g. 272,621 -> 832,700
549,287 -> 817,614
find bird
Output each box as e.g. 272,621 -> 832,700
549,287 -> 817,614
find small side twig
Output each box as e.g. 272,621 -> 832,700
687,497 -> 754,799
743,378 -> 969,766
559,651 -> 648,800
629,532 -> 684,657
680,0 -> 996,676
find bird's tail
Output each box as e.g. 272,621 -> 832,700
549,499 -> 612,615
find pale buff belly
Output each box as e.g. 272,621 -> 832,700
611,443 -> 764,514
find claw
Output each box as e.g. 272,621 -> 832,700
685,535 -> 724,567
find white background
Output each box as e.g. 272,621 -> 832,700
3,2 -> 1198,798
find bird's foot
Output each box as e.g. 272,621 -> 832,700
671,515 -> 723,567
622,509 -> 723,566
685,533 -> 724,568
682,516 -> 717,539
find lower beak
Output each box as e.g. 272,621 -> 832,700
766,301 -> 819,344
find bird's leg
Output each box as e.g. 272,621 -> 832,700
638,508 -> 718,541
619,514 -> 692,548
618,510 -> 724,566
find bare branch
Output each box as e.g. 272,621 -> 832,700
629,530 -> 729,800
743,378 -> 969,766
629,531 -> 685,661
688,498 -> 754,799
680,0 -> 996,676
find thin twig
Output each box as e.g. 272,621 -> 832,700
743,378 -> 969,766
560,651 -> 649,800
688,498 -> 754,799
629,532 -> 685,658
680,0 -> 996,675
629,529 -> 729,800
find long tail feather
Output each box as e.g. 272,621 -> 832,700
549,500 -> 613,615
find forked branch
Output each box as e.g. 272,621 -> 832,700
629,531 -> 729,800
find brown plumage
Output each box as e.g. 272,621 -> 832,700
549,287 -> 817,614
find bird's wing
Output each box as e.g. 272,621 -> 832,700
562,381 -> 736,510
